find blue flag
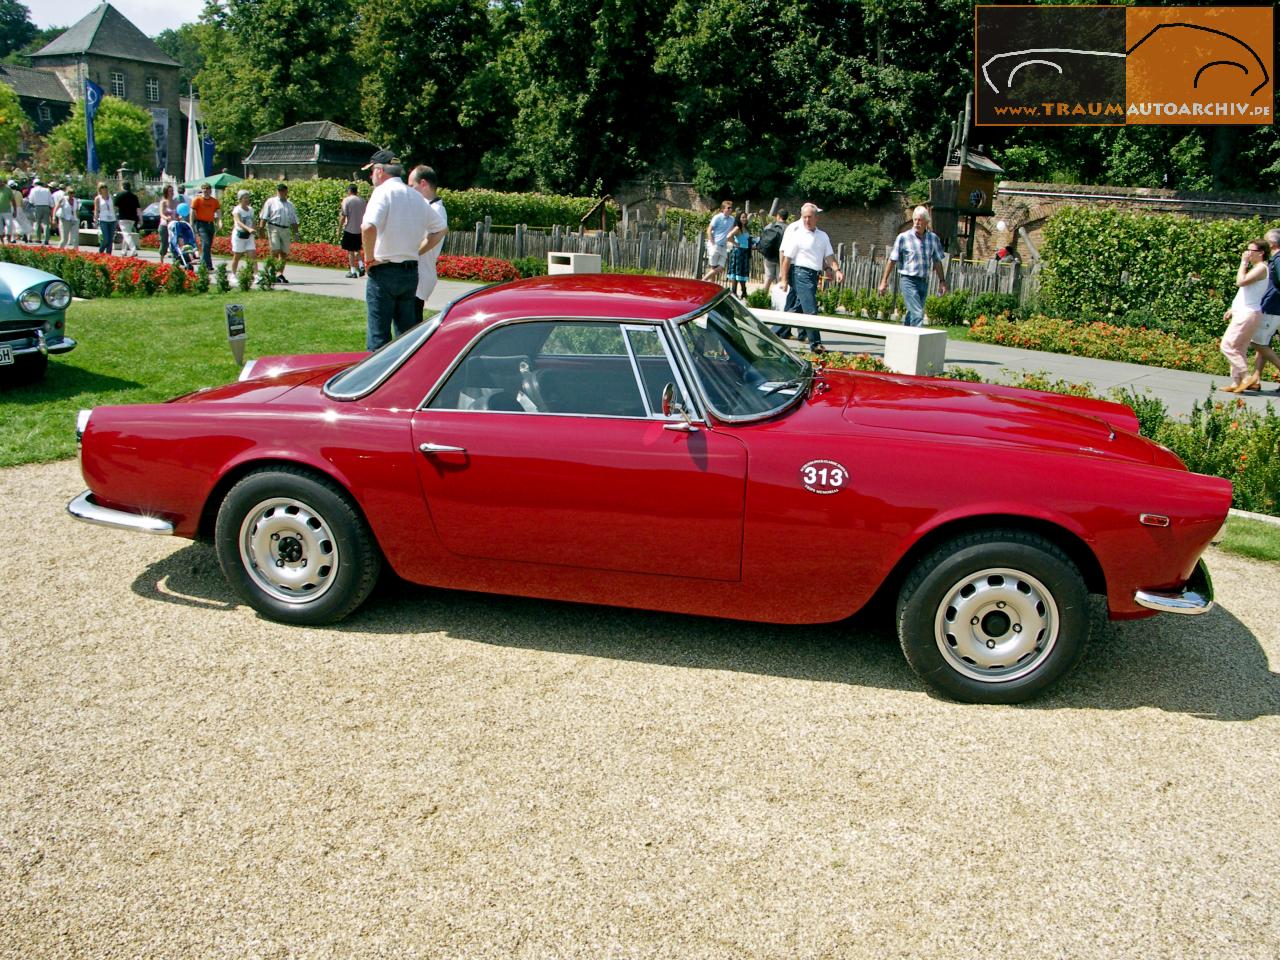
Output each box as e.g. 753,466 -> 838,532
84,78 -> 104,173
202,136 -> 215,173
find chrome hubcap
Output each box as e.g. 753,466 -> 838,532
934,567 -> 1058,683
239,497 -> 339,604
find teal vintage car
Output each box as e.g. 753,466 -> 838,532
0,263 -> 74,383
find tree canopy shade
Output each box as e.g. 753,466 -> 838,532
184,0 -> 1280,198
44,96 -> 155,175
0,80 -> 24,158
153,23 -> 209,94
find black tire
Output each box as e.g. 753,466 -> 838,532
6,353 -> 48,386
215,467 -> 382,625
896,530 -> 1090,704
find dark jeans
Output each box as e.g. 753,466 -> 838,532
97,220 -> 117,253
158,224 -> 169,260
771,266 -> 821,345
366,261 -> 420,350
195,219 -> 216,269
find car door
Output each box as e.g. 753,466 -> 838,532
411,319 -> 747,581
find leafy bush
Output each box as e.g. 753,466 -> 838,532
1040,206 -> 1280,340
0,246 -> 191,298
793,159 -> 893,207
924,291 -> 971,326
813,350 -> 890,372
969,313 -> 1229,374
745,290 -> 771,309
511,256 -> 547,278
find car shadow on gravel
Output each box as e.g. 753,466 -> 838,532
135,543 -> 1279,722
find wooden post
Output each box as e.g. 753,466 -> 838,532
609,232 -> 620,266
474,221 -> 483,254
515,223 -> 525,260
483,216 -> 492,255
639,232 -> 650,270
552,224 -> 561,249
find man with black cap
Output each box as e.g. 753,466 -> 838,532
360,150 -> 432,350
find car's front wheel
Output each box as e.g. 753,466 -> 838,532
896,530 -> 1090,704
215,467 -> 381,625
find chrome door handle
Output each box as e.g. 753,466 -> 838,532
663,421 -> 699,433
419,442 -> 466,455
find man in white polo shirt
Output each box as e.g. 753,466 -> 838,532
361,150 -> 431,350
28,178 -> 53,245
775,203 -> 844,348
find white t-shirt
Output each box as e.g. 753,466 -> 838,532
362,177 -> 430,264
29,185 -> 52,206
780,225 -> 834,272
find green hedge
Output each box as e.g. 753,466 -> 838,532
223,180 -> 615,244
1040,207 -> 1280,341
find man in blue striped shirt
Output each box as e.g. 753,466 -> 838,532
879,206 -> 948,326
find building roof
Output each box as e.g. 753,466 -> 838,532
0,64 -> 73,102
251,122 -> 374,145
30,3 -> 180,67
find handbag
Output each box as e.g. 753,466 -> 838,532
236,227 -> 252,240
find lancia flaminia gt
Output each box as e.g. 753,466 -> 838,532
69,275 -> 1230,703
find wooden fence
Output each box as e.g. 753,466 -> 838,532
442,219 -> 1042,304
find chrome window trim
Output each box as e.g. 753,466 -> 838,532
668,295 -> 809,425
418,315 -> 704,423
323,316 -> 441,401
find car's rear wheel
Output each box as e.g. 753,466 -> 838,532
896,530 -> 1090,704
215,467 -> 381,625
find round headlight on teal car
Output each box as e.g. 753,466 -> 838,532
17,288 -> 43,313
44,281 -> 72,310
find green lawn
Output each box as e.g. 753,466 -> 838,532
1219,516 -> 1280,565
0,292 -> 370,467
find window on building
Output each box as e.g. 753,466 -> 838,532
111,72 -> 125,97
37,103 -> 52,123
146,77 -> 159,102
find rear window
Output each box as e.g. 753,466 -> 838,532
324,318 -> 439,400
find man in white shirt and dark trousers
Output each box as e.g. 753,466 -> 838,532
259,182 -> 300,283
878,205 -> 948,326
775,203 -> 844,349
361,151 -> 431,351
28,179 -> 53,245
408,165 -> 449,325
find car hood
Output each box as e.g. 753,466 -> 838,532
825,370 -> 1163,465
0,262 -> 62,293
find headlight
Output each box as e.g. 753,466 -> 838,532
43,281 -> 72,310
17,289 -> 42,313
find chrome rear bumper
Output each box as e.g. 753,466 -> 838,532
1134,559 -> 1214,616
67,490 -> 174,535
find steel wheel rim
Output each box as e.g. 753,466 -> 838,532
934,566 -> 1059,683
239,496 -> 340,604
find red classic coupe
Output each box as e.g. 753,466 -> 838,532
69,275 -> 1230,703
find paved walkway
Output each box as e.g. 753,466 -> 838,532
55,243 -> 1280,418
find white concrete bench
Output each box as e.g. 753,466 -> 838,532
750,307 -> 947,376
548,252 -> 601,274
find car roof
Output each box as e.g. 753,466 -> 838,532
446,274 -> 724,325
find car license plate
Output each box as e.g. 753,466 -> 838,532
0,346 -> 12,365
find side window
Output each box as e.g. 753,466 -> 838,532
430,320 -> 677,418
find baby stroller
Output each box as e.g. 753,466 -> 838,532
169,218 -> 199,270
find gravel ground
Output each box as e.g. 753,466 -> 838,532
2,459 -> 1278,960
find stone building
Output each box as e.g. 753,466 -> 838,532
26,2 -> 183,174
242,122 -> 380,181
0,63 -> 74,137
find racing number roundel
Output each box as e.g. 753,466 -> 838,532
800,459 -> 848,495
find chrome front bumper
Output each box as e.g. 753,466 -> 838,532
67,490 -> 174,535
1134,559 -> 1214,616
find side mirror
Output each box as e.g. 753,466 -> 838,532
661,382 -> 698,433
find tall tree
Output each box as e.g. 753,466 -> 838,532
0,80 -> 25,158
0,0 -> 35,58
44,96 -> 156,174
153,23 -> 210,93
355,0 -> 501,186
196,0 -> 363,158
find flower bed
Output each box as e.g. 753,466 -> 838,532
139,234 -> 520,281
969,313 -> 1230,376
0,245 -> 191,297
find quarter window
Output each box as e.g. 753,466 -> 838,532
146,77 -> 159,102
110,72 -> 125,97
430,320 -> 685,418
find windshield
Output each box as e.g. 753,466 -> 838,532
676,296 -> 809,419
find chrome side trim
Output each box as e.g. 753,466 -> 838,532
67,490 -> 175,535
1134,559 -> 1214,616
